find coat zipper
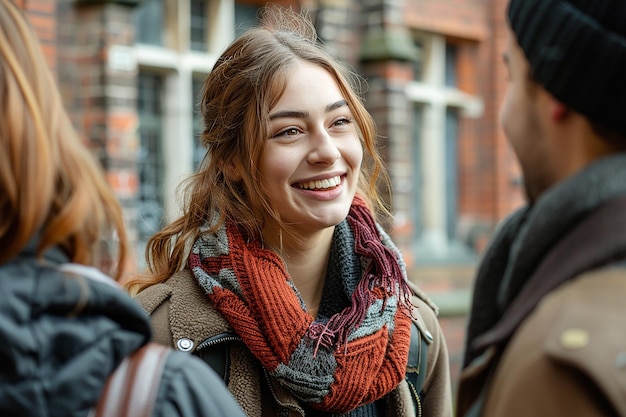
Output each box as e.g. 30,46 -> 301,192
407,380 -> 423,417
196,332 -> 241,350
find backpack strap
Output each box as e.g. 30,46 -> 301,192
406,320 -> 429,416
93,343 -> 170,417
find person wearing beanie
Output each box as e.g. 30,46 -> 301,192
456,0 -> 626,416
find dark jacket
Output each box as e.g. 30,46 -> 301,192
0,245 -> 246,417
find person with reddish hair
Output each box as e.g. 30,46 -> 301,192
0,1 -> 245,416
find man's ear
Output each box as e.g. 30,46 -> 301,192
549,99 -> 569,122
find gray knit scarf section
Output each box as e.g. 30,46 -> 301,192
303,221 -> 405,417
464,153 -> 626,366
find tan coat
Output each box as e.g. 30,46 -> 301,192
457,267 -> 626,417
136,269 -> 453,417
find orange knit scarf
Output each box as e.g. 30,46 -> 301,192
189,197 -> 413,413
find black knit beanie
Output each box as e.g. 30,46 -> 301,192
507,0 -> 626,137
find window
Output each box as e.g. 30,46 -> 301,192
411,104 -> 424,239
190,0 -> 208,51
445,108 -> 459,240
406,33 -> 482,260
413,39 -> 424,81
134,0 -> 164,46
235,3 -> 259,37
137,72 -> 165,250
445,43 -> 458,87
132,0 -> 235,261
192,76 -> 206,170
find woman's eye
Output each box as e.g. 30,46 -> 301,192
333,117 -> 353,127
272,127 -> 300,138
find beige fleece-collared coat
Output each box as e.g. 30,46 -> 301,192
136,269 -> 453,417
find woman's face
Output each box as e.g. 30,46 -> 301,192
258,61 -> 363,236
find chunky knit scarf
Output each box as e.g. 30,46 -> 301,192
189,196 -> 413,413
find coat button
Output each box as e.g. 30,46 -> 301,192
177,338 -> 194,352
559,328 -> 589,350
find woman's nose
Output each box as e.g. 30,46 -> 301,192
307,129 -> 340,164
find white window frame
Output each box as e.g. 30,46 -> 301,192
406,32 -> 483,259
134,0 -> 235,222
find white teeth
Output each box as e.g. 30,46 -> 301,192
296,176 -> 341,190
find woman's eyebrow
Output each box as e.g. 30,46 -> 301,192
269,110 -> 308,121
326,99 -> 348,112
268,100 -> 349,121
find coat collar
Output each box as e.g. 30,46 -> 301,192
138,269 -> 232,350
472,196 -> 626,352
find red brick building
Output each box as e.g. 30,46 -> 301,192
19,0 -> 522,392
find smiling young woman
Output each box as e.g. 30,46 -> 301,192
126,5 -> 452,417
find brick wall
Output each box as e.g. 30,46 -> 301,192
21,0 -> 57,75
19,0 -> 141,275
406,0 -> 488,40
56,0 -> 141,273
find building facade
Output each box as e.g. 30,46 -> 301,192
19,0 -> 522,389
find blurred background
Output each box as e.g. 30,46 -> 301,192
17,0 -> 525,393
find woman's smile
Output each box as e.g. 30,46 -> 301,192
293,175 -> 342,190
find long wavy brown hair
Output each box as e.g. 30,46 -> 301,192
0,0 -> 128,280
126,5 -> 390,294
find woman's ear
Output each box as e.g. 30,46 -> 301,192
222,159 -> 242,181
